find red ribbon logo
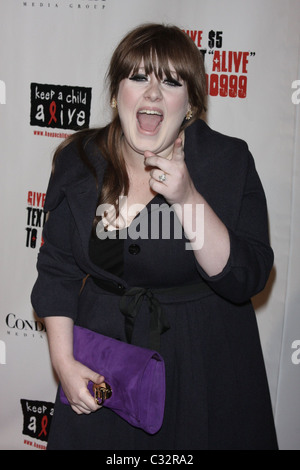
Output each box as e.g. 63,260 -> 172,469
48,101 -> 57,125
38,415 -> 48,438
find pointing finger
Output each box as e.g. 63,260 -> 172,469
144,153 -> 171,172
171,138 -> 184,161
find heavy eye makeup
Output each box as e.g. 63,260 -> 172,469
128,73 -> 183,87
129,74 -> 148,82
163,77 -> 183,87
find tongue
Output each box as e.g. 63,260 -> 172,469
137,113 -> 162,132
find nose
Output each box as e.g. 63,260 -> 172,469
144,76 -> 163,102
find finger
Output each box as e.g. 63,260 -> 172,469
149,177 -> 167,194
75,383 -> 101,411
72,396 -> 99,414
71,405 -> 84,415
72,402 -> 101,415
90,372 -> 105,385
71,401 -> 92,415
144,153 -> 171,172
150,168 -> 168,185
171,138 -> 184,162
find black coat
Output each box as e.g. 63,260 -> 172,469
31,119 -> 278,450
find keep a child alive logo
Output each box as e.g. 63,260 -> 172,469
21,399 -> 54,445
30,83 -> 92,131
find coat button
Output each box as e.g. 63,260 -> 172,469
128,244 -> 141,255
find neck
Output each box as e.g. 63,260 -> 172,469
121,141 -> 146,174
121,130 -> 186,173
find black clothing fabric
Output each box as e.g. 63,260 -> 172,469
89,231 -> 125,277
31,120 -> 278,450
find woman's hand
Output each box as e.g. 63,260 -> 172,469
44,316 -> 105,415
144,137 -> 230,277
144,137 -> 197,206
57,357 -> 105,415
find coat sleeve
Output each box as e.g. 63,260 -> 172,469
196,144 -> 274,304
31,146 -> 87,320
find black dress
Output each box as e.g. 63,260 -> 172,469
31,119 -> 278,450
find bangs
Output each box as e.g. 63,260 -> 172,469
126,42 -> 186,82
110,24 -> 198,84
108,23 -> 207,116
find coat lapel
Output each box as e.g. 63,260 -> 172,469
65,171 -> 130,283
66,175 -> 98,255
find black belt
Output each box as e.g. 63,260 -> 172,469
91,276 -> 212,352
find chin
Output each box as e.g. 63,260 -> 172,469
133,136 -> 172,156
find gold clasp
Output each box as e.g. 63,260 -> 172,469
93,383 -> 112,406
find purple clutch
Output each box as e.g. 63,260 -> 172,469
60,325 -> 166,434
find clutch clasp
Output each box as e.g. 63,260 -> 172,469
93,383 -> 112,406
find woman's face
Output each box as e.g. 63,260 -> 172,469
116,63 -> 190,159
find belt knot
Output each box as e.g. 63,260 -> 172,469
119,287 -> 170,351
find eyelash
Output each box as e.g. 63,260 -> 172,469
129,74 -> 182,87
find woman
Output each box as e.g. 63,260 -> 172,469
31,23 -> 278,450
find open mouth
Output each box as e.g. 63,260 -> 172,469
136,109 -> 164,133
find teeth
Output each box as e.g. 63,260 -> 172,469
138,110 -> 162,116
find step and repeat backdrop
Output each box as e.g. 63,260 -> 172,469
0,0 -> 299,450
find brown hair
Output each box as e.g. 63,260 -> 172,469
53,23 -> 207,223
